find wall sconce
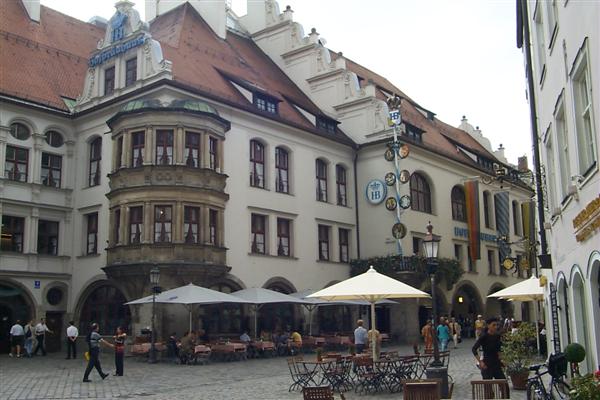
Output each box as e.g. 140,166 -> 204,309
458,296 -> 464,304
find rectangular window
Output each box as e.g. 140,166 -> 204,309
454,244 -> 461,261
277,218 -> 291,257
534,9 -> 546,81
38,220 -> 59,255
555,106 -> 572,199
209,137 -> 218,170
316,117 -> 336,134
209,209 -> 218,245
154,205 -> 172,243
156,130 -> 174,165
86,212 -> 98,255
251,214 -> 266,254
250,140 -> 265,188
184,206 -> 200,244
483,192 -> 491,228
544,0 -> 558,47
487,249 -> 495,275
104,66 -> 115,95
316,160 -> 328,202
89,138 -> 102,187
41,153 -> 62,188
572,51 -> 597,175
1,215 -> 24,252
413,237 -> 423,256
405,126 -> 423,143
185,132 -> 200,168
339,228 -> 349,263
129,206 -> 143,244
125,58 -> 137,87
116,136 -> 123,169
131,131 -> 145,167
318,224 -> 330,261
275,147 -> 289,193
336,165 -> 347,206
114,209 -> 121,244
4,146 -> 28,182
254,94 -> 277,114
545,135 -> 558,210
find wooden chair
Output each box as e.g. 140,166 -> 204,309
471,379 -> 510,399
402,379 -> 441,400
302,386 -> 346,400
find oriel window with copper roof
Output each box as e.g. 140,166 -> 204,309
131,131 -> 145,167
185,132 -> 200,168
184,206 -> 200,244
156,130 -> 174,165
154,206 -> 172,243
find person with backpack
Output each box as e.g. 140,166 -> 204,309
83,323 -> 111,382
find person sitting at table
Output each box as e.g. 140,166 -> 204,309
179,331 -> 196,364
290,329 -> 302,355
259,329 -> 270,342
167,332 -> 179,361
239,331 -> 251,343
276,330 -> 289,356
368,328 -> 381,359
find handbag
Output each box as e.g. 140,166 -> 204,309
84,351 -> 90,361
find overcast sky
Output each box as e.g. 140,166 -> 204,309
42,0 -> 532,164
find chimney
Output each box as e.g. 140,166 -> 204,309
494,144 -> 507,163
21,0 -> 40,22
518,155 -> 529,172
88,16 -> 108,29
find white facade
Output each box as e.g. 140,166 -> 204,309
524,0 -> 600,372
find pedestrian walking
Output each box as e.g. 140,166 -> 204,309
23,320 -> 34,358
33,318 -> 53,356
421,320 -> 434,352
436,319 -> 450,352
9,320 -> 24,358
474,314 -> 485,339
83,323 -> 110,382
66,321 -> 78,359
113,326 -> 126,376
449,317 -> 461,349
353,319 -> 368,354
472,317 -> 506,379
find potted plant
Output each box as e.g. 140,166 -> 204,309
502,322 -> 536,390
565,342 -> 586,376
570,370 -> 600,399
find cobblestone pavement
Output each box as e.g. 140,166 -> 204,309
1,339 -> 530,399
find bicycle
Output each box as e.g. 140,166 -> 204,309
526,353 -> 571,400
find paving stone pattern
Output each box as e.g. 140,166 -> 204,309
1,339 -> 528,399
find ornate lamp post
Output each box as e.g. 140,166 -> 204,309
423,222 -> 449,397
149,266 -> 160,364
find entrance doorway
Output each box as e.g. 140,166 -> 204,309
45,312 -> 63,352
0,283 -> 33,353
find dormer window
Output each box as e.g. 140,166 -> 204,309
477,156 -> 494,171
254,93 -> 278,114
316,116 -> 337,134
405,125 -> 423,143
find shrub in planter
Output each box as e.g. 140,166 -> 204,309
502,322 -> 536,389
570,371 -> 600,400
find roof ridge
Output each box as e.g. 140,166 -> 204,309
39,3 -> 99,27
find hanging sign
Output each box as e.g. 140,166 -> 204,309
385,197 -> 397,211
399,195 -> 411,209
365,180 -> 387,205
399,170 -> 411,184
392,223 -> 407,239
384,172 -> 396,186
389,110 -> 401,126
399,144 -> 410,159
384,149 -> 395,161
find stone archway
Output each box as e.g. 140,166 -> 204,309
0,280 -> 36,353
452,281 -> 484,320
586,252 -> 600,370
75,281 -> 131,335
571,267 -> 592,374
261,277 -> 298,334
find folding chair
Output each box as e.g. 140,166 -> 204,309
471,379 -> 510,399
403,379 -> 441,400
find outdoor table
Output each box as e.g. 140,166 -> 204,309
299,359 -> 336,386
302,336 -> 325,352
210,343 -> 247,361
324,336 -> 351,350
248,340 -> 275,358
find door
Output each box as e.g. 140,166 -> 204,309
45,312 -> 63,352
0,305 -> 13,353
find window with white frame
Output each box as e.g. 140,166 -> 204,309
41,152 -> 62,188
534,6 -> 546,81
251,214 -> 266,254
154,206 -> 172,243
318,224 -> 330,261
316,159 -> 328,202
89,137 -> 102,186
544,133 -> 558,211
336,165 -> 347,206
86,212 -> 98,254
275,147 -> 289,193
277,218 -> 291,257
250,140 -> 265,188
155,130 -> 174,165
339,228 -> 349,263
544,0 -> 558,47
572,45 -> 597,176
555,104 -> 572,199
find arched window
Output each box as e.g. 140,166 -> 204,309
336,165 -> 347,206
451,186 -> 467,222
89,137 -> 102,187
250,140 -> 265,188
410,173 -> 431,213
10,122 -> 31,140
316,159 -> 328,202
80,285 -> 131,335
275,147 -> 289,193
44,130 -> 64,147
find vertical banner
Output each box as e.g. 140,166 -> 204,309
464,180 -> 481,260
494,192 -> 510,260
521,201 -> 536,267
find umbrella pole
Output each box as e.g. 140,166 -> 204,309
189,305 -> 192,333
534,300 -> 540,355
254,305 -> 258,340
371,302 -> 377,361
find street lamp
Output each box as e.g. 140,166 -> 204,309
149,266 -> 160,364
423,222 -> 449,397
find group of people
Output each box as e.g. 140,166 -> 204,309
353,319 -> 382,357
8,318 -> 53,358
420,317 -> 462,352
8,318 -> 127,382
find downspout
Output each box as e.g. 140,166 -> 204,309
353,147 -> 361,260
518,0 -> 551,270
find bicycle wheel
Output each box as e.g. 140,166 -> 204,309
526,380 -> 546,400
552,379 -> 571,399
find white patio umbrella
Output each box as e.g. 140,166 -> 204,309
125,283 -> 252,332
230,287 -> 309,339
487,275 -> 544,353
308,266 -> 430,360
290,289 -> 398,335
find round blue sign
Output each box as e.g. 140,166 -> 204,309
365,180 -> 387,205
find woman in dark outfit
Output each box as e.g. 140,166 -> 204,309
113,326 -> 126,376
472,317 -> 506,379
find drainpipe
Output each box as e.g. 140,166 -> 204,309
517,0 -> 551,271
353,148 -> 361,260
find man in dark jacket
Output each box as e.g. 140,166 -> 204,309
472,317 -> 505,379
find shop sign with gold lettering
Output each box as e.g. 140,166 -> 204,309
573,195 -> 600,243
